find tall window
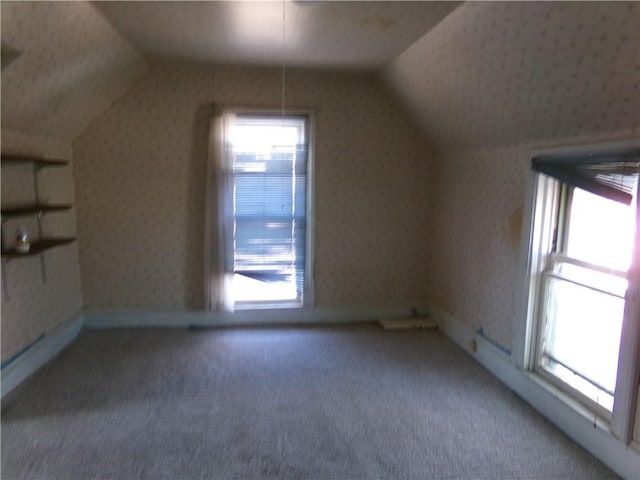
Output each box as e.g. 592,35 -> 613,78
525,146 -> 639,424
219,112 -> 311,308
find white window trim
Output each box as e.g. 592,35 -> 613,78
612,180 -> 640,442
515,138 -> 640,443
204,107 -> 315,313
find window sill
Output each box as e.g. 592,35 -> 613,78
524,370 -> 613,433
232,302 -> 303,311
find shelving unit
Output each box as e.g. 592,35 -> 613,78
1,154 -> 77,298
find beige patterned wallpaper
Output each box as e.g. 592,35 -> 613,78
1,1 -> 148,141
428,133 -> 640,351
384,1 -> 640,150
384,1 -> 640,351
427,144 -> 525,350
1,130 -> 83,362
72,63 -> 433,310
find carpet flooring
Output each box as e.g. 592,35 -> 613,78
1,325 -> 617,479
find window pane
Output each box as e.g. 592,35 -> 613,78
231,273 -> 297,302
557,262 -> 627,297
543,274 -> 625,394
223,114 -> 308,305
565,186 -> 637,271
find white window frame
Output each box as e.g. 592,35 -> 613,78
204,107 -> 315,312
516,139 -> 640,443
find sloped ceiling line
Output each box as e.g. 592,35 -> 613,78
6,1 -> 636,152
1,1 -> 463,144
93,1 -> 461,71
383,1 -> 640,150
1,1 -> 149,142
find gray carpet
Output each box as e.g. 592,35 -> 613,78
1,325 -> 616,479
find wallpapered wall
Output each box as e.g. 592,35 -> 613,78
1,1 -> 148,141
72,63 -> 433,310
1,129 -> 83,362
427,144 -> 526,349
384,1 -> 639,151
1,0 -> 148,362
383,1 -> 640,350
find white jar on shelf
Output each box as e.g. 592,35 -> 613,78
15,227 -> 30,253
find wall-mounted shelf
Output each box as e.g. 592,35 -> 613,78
1,204 -> 73,218
1,238 -> 76,259
1,154 -> 68,167
1,154 -> 75,299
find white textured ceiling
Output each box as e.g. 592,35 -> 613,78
93,1 -> 461,70
1,1 -> 148,142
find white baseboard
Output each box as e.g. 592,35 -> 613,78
83,304 -> 430,329
1,314 -> 84,399
429,304 -> 640,480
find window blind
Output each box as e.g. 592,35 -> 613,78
531,148 -> 640,205
222,114 -> 308,298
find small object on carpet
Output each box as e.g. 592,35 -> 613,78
378,317 -> 438,330
188,324 -> 207,331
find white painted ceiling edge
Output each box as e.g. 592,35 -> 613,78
1,0 -> 461,144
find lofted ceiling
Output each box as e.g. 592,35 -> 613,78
1,0 -> 460,143
2,1 -> 636,150
93,1 -> 460,71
